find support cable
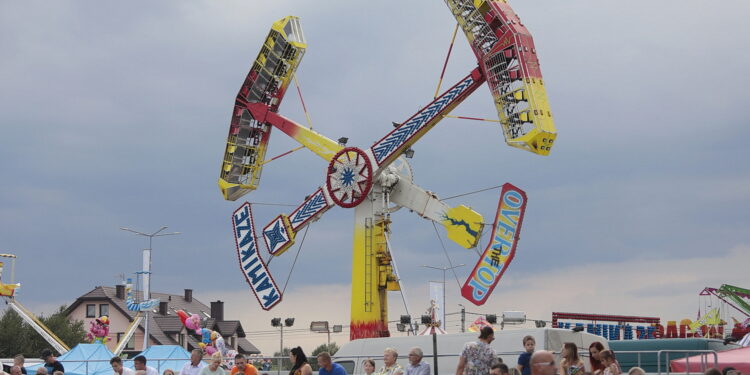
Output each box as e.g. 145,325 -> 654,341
434,23 -> 460,99
383,232 -> 416,334
282,224 -> 310,294
431,222 -> 464,288
260,145 -> 305,166
293,73 -> 314,129
443,185 -> 503,200
444,114 -> 501,123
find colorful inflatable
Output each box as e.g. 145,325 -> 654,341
176,310 -> 227,356
86,316 -> 110,344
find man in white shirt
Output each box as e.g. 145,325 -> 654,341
180,349 -> 206,375
405,347 -> 430,375
134,356 -> 159,375
111,357 -> 135,375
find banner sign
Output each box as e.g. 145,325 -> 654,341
461,183 -> 527,305
232,202 -> 282,310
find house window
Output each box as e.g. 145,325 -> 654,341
86,304 -> 96,318
117,332 -> 136,350
178,333 -> 185,346
99,304 -> 109,317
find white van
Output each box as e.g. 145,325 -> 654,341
333,328 -> 608,375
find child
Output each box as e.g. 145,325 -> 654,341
559,343 -> 585,375
516,335 -> 535,375
598,350 -> 620,375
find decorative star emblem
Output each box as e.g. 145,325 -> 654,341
263,221 -> 287,251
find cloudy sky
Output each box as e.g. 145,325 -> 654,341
1,0 -> 749,354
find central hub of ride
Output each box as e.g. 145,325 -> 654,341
326,147 -> 374,208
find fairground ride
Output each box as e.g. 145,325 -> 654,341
219,0 -> 556,340
700,284 -> 750,338
0,253 -> 70,354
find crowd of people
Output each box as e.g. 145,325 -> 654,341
3,330 -> 743,375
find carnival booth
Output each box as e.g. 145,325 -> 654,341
670,346 -> 750,373
123,345 -> 192,374
25,344 -> 114,375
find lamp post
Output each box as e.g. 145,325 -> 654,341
120,226 -> 180,350
421,264 -> 464,331
272,317 -> 294,375
310,321 -> 342,346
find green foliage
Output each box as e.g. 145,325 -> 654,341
0,305 -> 86,357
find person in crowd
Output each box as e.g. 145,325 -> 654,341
316,353 -> 345,375
598,350 -> 619,375
162,370 -> 175,375
377,348 -> 403,375
704,369 -> 722,375
288,347 -> 312,375
230,354 -> 258,375
559,343 -> 584,375
52,372 -> 63,375
34,368 -> 47,375
456,326 -> 498,375
111,356 -> 135,375
722,368 -> 739,375
362,359 -> 376,375
516,335 -> 535,375
135,371 -> 146,375
3,355 -> 27,375
40,350 -> 64,375
9,367 -> 22,375
491,364 -> 509,375
199,353 -> 225,375
588,342 -> 605,375
134,356 -> 158,375
181,349 -> 207,375
508,368 -> 521,375
627,367 -> 645,375
405,347 -> 430,375
530,351 -> 555,375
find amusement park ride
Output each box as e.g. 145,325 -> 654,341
220,0 -> 556,340
0,253 -> 71,354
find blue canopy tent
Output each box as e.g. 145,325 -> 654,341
122,345 -> 192,374
26,344 -> 115,375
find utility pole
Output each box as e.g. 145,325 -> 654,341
272,318 -> 294,375
422,264 -> 464,332
459,303 -> 466,333
120,226 -> 180,350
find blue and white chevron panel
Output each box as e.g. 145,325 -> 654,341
370,74 -> 476,165
263,214 -> 295,256
288,188 -> 333,231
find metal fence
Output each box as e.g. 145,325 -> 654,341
4,349 -> 721,375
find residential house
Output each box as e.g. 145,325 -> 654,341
65,285 -> 259,355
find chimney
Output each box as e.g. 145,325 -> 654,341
159,301 -> 169,316
211,301 -> 224,321
184,289 -> 193,302
115,284 -> 126,299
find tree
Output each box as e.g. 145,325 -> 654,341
310,342 -> 339,371
0,305 -> 86,357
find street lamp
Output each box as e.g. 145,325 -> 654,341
310,321 -> 342,346
422,263 -> 464,331
120,226 -> 180,350
272,317 -> 294,375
